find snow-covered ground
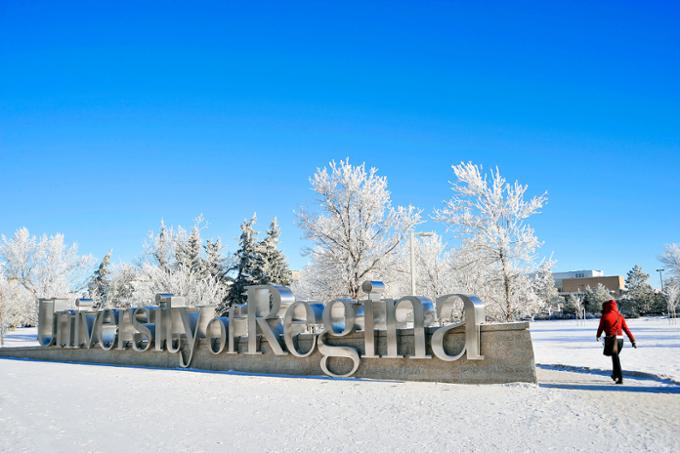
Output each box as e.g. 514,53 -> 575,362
1,319 -> 679,452
532,317 -> 680,381
1,327 -> 38,348
1,359 -> 679,453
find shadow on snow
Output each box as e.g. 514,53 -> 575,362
539,383 -> 680,394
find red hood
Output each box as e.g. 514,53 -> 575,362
602,299 -> 619,313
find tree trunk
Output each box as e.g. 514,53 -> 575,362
500,252 -> 512,322
350,272 -> 359,300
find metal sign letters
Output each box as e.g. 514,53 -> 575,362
37,281 -> 485,377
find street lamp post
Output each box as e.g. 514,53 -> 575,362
409,230 -> 434,296
656,268 -> 665,291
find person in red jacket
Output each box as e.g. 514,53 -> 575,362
596,299 -> 637,384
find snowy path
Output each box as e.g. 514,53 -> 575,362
0,359 -> 678,453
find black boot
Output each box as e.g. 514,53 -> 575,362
616,379 -> 623,384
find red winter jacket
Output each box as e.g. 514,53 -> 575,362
596,300 -> 635,342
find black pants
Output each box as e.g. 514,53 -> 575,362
611,339 -> 624,381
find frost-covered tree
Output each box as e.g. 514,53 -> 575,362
260,218 -> 292,286
655,243 -> 680,318
136,263 -> 227,307
163,217 -> 206,274
660,243 -> 680,282
564,293 -> 585,318
143,217 -> 229,308
88,251 -> 112,307
292,256 -> 347,302
152,220 -> 171,271
0,228 -> 92,323
622,265 -> 656,316
584,283 -> 612,314
205,239 -> 226,281
532,259 -> 558,311
223,214 -> 266,309
445,242 -> 494,298
408,233 -> 454,301
169,215 -> 207,274
435,162 -> 548,321
297,159 -> 421,299
186,226 -> 203,274
0,270 -> 28,346
173,226 -> 190,270
663,280 -> 679,321
109,264 -> 138,308
0,275 -> 11,346
147,219 -> 182,270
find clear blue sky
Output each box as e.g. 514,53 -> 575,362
1,1 -> 679,286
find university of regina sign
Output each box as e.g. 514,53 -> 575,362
36,281 -> 487,378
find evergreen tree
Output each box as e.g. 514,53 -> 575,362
187,226 -> 203,274
205,239 -> 226,281
218,215 -> 292,313
153,220 -> 170,271
110,264 -> 137,308
88,251 -> 112,307
622,265 -> 657,316
259,217 -> 292,286
174,231 -> 189,270
223,214 -> 266,310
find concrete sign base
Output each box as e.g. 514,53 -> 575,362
0,322 -> 536,384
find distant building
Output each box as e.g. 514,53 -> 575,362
552,269 -> 604,288
552,269 -> 625,297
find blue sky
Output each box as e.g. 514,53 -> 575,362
1,1 -> 679,286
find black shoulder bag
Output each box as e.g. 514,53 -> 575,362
603,336 -> 619,356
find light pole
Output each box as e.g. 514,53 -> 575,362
656,268 -> 665,291
409,230 -> 434,296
